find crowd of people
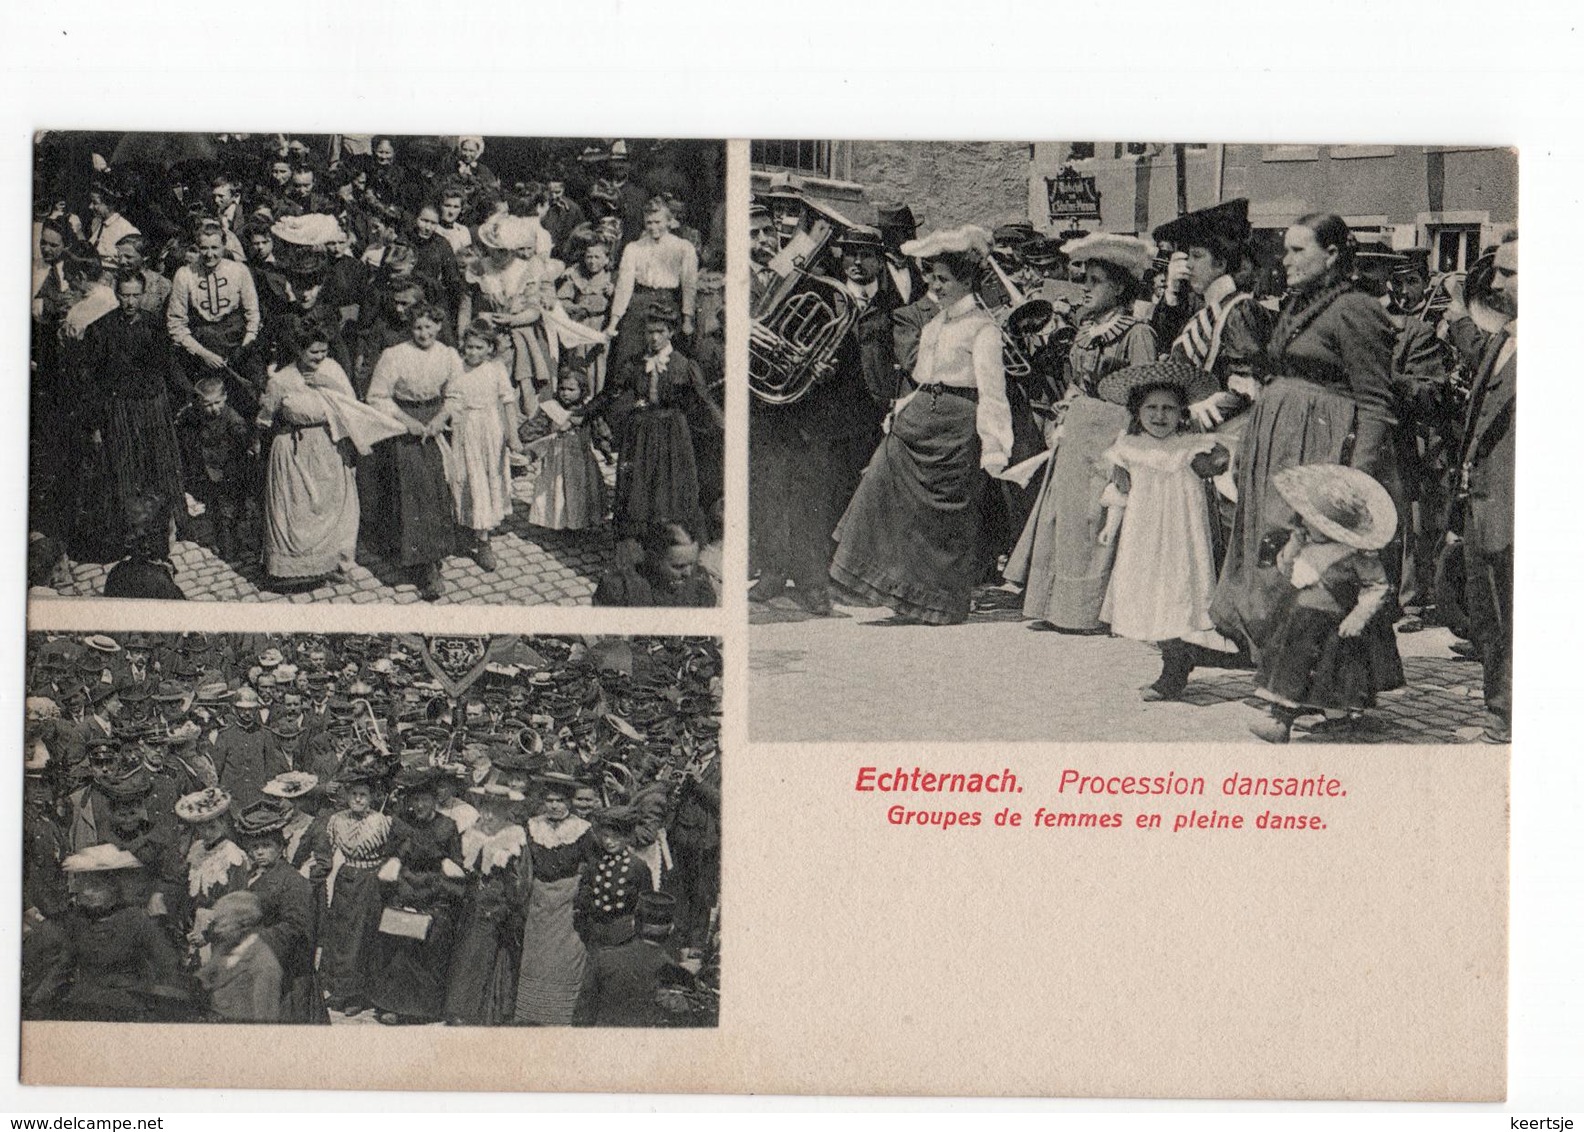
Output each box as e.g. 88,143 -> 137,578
29,133 -> 725,604
21,632 -> 722,1027
749,187 -> 1515,744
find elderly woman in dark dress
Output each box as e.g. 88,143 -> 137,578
1209,212 -> 1402,658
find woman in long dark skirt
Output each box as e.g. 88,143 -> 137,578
579,303 -> 718,538
444,785 -> 529,1026
365,304 -> 462,601
370,768 -> 465,1025
318,771 -> 395,1017
1210,213 -> 1402,659
829,226 -> 1013,625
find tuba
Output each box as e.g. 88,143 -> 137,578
750,201 -> 860,406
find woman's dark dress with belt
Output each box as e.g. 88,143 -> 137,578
1210,281 -> 1401,657
366,340 -> 462,568
371,813 -> 464,1021
585,347 -> 710,537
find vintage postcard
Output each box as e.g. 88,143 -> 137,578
17,135 -> 1514,1101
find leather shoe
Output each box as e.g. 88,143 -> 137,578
790,586 -> 833,616
748,574 -> 787,603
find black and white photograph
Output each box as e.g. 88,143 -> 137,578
21,630 -> 722,1028
748,141 -> 1516,745
28,133 -> 726,606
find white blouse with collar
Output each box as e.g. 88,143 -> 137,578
904,294 -> 1014,473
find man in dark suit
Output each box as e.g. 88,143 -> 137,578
1456,233 -> 1516,743
749,224 -> 899,614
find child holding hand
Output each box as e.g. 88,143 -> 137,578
1095,371 -> 1239,700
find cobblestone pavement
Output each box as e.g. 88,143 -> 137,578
749,585 -> 1498,745
45,461 -> 613,606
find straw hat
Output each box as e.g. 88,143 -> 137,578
62,844 -> 144,873
174,786 -> 232,824
900,224 -> 993,261
1060,232 -> 1156,283
1272,464 -> 1398,551
261,771 -> 320,800
477,213 -> 543,252
1096,358 -> 1222,408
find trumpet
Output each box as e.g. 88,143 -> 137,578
977,255 -> 1057,381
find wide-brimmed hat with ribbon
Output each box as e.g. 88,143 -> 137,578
233,797 -> 294,837
262,771 -> 320,800
477,213 -> 544,252
174,786 -> 232,824
1273,464 -> 1398,551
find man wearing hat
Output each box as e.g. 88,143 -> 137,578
604,143 -> 650,248
749,225 -> 897,616
573,891 -> 688,1028
1456,232 -> 1517,743
1377,247 -> 1457,631
208,685 -> 288,809
874,201 -> 925,305
65,736 -> 126,852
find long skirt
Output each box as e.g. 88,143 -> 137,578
513,874 -> 585,1025
443,878 -> 521,1025
282,969 -> 331,1025
319,864 -> 384,1007
528,430 -> 605,531
828,389 -> 984,625
264,424 -> 359,578
381,397 -> 457,567
1210,378 -> 1396,659
1005,395 -> 1129,629
613,405 -> 699,538
75,391 -> 186,562
1255,605 -> 1406,711
370,897 -> 458,1022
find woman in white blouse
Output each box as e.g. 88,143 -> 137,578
828,225 -> 1012,625
605,197 -> 698,373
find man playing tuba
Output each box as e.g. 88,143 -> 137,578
749,216 -> 901,616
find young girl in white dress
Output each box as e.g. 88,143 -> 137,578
444,322 -> 522,571
1097,376 -> 1239,700
527,372 -> 606,531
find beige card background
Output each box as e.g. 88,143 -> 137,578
16,129 -> 1511,1098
